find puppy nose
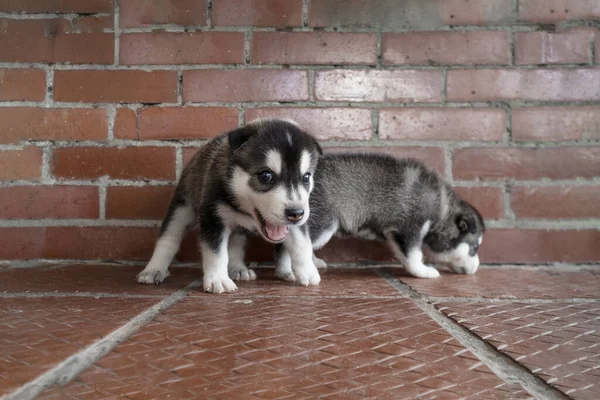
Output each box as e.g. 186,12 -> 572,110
285,208 -> 304,222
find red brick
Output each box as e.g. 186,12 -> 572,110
383,31 -> 509,65
183,70 -> 308,102
54,70 -> 177,103
251,32 -> 377,65
515,29 -> 595,65
183,147 -> 198,167
0,0 -> 112,13
0,108 -> 107,144
0,20 -> 113,64
0,227 -> 158,260
246,108 -> 373,140
114,108 -> 137,139
120,0 -> 206,27
106,186 -> 174,219
315,70 -> 442,103
212,0 -> 302,27
0,186 -> 99,219
0,69 -> 45,101
447,68 -> 600,102
51,147 -> 175,180
379,108 -> 505,141
324,146 -> 446,175
481,229 -> 600,263
519,0 -> 600,23
454,187 -> 504,220
512,185 -> 600,219
453,147 -> 600,181
309,0 -> 513,28
120,32 -> 244,65
138,107 -> 239,140
512,107 -> 600,141
0,147 -> 43,181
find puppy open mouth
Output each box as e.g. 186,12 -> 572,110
255,209 -> 288,242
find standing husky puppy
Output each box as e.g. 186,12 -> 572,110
276,154 -> 485,281
137,119 -> 322,293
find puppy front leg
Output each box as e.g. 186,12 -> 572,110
286,227 -> 320,286
227,233 -> 256,281
200,219 -> 237,294
386,230 -> 440,279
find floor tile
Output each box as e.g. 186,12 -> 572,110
40,297 -> 532,399
395,266 -> 600,299
437,301 -> 600,400
0,297 -> 157,396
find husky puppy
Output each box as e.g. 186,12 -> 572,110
137,119 -> 322,293
276,153 -> 485,281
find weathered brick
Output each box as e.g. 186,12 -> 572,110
0,227 -> 158,260
512,185 -> 600,219
0,0 -> 113,13
0,108 -> 107,144
0,69 -> 45,101
519,0 -> 600,23
106,186 -> 174,219
515,29 -> 594,65
0,186 -> 99,219
212,0 -> 302,27
120,32 -> 244,65
120,0 -> 206,27
251,32 -> 377,65
309,0 -> 513,28
453,147 -> 600,181
183,70 -> 308,102
114,108 -> 138,139
0,20 -> 113,64
454,187 -> 504,220
324,146 -> 446,175
315,70 -> 442,103
246,108 -> 373,140
52,147 -> 176,180
138,107 -> 239,140
383,31 -> 509,65
481,229 -> 600,263
54,70 -> 177,103
512,107 -> 600,141
0,147 -> 43,181
379,108 -> 505,141
447,68 -> 600,102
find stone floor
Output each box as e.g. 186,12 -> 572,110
0,264 -> 598,399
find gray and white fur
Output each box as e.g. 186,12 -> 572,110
276,153 -> 486,281
137,119 -> 322,293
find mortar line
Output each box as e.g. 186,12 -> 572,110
206,0 -> 212,28
2,279 -> 201,400
375,269 -> 571,400
0,292 -> 170,299
302,0 -> 308,27
175,145 -> 184,181
98,178 -> 107,219
113,0 -> 120,66
427,296 -> 600,304
44,69 -> 54,106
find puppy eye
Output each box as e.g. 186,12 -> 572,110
472,243 -> 479,252
258,170 -> 274,184
302,173 -> 311,185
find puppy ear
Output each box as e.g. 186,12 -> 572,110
456,214 -> 476,234
315,141 -> 323,155
228,125 -> 256,153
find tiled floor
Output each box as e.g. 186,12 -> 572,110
1,264 -> 598,399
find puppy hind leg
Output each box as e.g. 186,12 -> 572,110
386,229 -> 440,279
274,243 -> 295,282
227,233 -> 256,281
137,201 -> 194,284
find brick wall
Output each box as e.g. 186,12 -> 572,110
0,0 -> 599,266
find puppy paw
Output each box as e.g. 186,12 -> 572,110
294,267 -> 321,286
137,267 -> 170,284
228,264 -> 257,281
204,276 -> 238,294
409,265 -> 440,279
313,256 -> 328,269
275,268 -> 296,282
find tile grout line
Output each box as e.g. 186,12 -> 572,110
374,269 -> 572,400
1,279 -> 202,400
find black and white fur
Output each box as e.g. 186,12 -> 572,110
276,154 -> 486,281
137,119 -> 322,293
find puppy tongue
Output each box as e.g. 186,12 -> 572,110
265,222 -> 288,241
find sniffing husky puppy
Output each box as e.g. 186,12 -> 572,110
276,154 -> 485,281
137,119 -> 322,293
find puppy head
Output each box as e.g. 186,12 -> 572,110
424,201 -> 485,274
228,119 -> 322,243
